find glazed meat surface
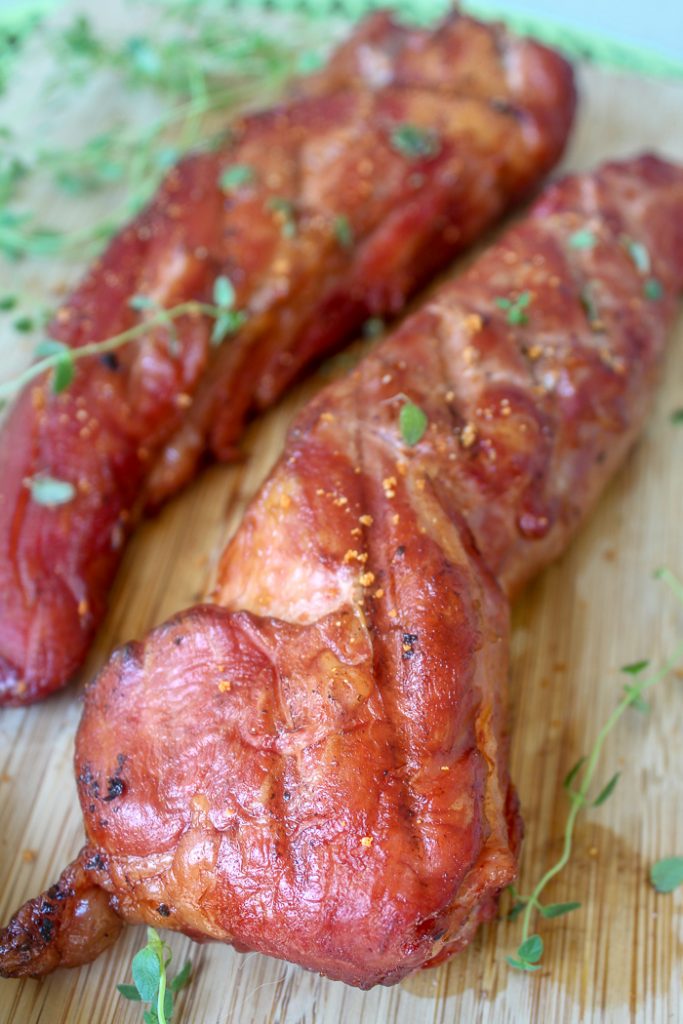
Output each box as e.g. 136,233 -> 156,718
2,154 -> 682,988
0,11 -> 576,706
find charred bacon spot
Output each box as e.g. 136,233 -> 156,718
157,903 -> 171,917
46,884 -> 72,901
78,765 -> 100,800
402,632 -> 419,659
489,97 -> 521,120
99,352 -> 120,371
103,776 -> 125,802
84,852 -> 105,872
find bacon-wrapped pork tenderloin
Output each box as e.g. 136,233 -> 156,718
2,154 -> 681,987
0,12 -> 575,705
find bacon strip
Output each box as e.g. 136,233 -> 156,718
2,154 -> 682,987
0,12 -> 575,706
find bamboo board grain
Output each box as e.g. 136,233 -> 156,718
1,8 -> 683,1023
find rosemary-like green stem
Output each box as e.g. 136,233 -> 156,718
157,968 -> 168,1024
0,300 -> 220,402
517,569 -> 683,949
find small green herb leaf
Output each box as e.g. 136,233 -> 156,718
131,945 -> 162,1004
220,164 -> 254,192
627,240 -> 650,273
563,756 -> 586,791
568,229 -> 596,250
117,983 -> 142,1001
495,291 -> 531,326
580,285 -> 601,327
390,123 -> 440,160
35,339 -> 69,359
119,928 -> 192,1023
211,310 -> 246,345
363,317 -> 384,339
129,294 -> 156,313
592,771 -> 620,807
507,901 -> 527,921
13,315 -> 35,333
518,934 -> 544,963
53,354 -> 75,393
621,660 -> 649,675
644,278 -> 663,301
333,214 -> 353,251
213,275 -> 235,310
296,49 -> 325,73
171,960 -> 192,993
671,408 -> 683,425
650,856 -> 683,894
27,475 -> 76,507
0,294 -> 17,310
399,402 -> 428,446
622,684 -> 650,713
539,901 -> 581,919
267,196 -> 297,238
506,956 -> 542,972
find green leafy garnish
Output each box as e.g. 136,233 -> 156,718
35,339 -> 76,393
399,402 -> 428,446
644,278 -> 663,301
129,294 -> 157,313
390,123 -> 440,160
0,8 -> 320,262
211,275 -> 245,345
507,568 -> 683,974
220,164 -> 254,192
266,196 -> 297,239
213,275 -> 235,310
650,857 -> 683,894
568,229 -> 596,250
26,475 -> 76,507
0,294 -> 17,311
580,284 -> 601,328
671,409 -> 683,425
621,659 -> 649,675
118,928 -> 191,1024
333,214 -> 353,251
562,755 -> 586,791
627,240 -> 651,274
591,771 -> 620,807
538,901 -> 582,919
507,933 -> 543,972
495,291 -> 531,326
363,317 -> 384,339
13,315 -> 35,333
0,298 -> 245,408
620,660 -> 650,711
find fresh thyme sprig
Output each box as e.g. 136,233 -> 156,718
507,567 -> 683,972
0,6 -> 327,262
118,927 -> 191,1024
0,284 -> 244,408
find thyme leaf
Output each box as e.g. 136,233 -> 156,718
390,123 -> 441,160
399,402 -> 428,446
118,928 -> 191,1024
507,568 -> 683,973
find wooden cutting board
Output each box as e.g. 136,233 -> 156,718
1,7 -> 683,1022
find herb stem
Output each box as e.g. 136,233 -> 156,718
157,967 -> 168,1024
514,569 -> 683,957
0,300 -> 221,402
